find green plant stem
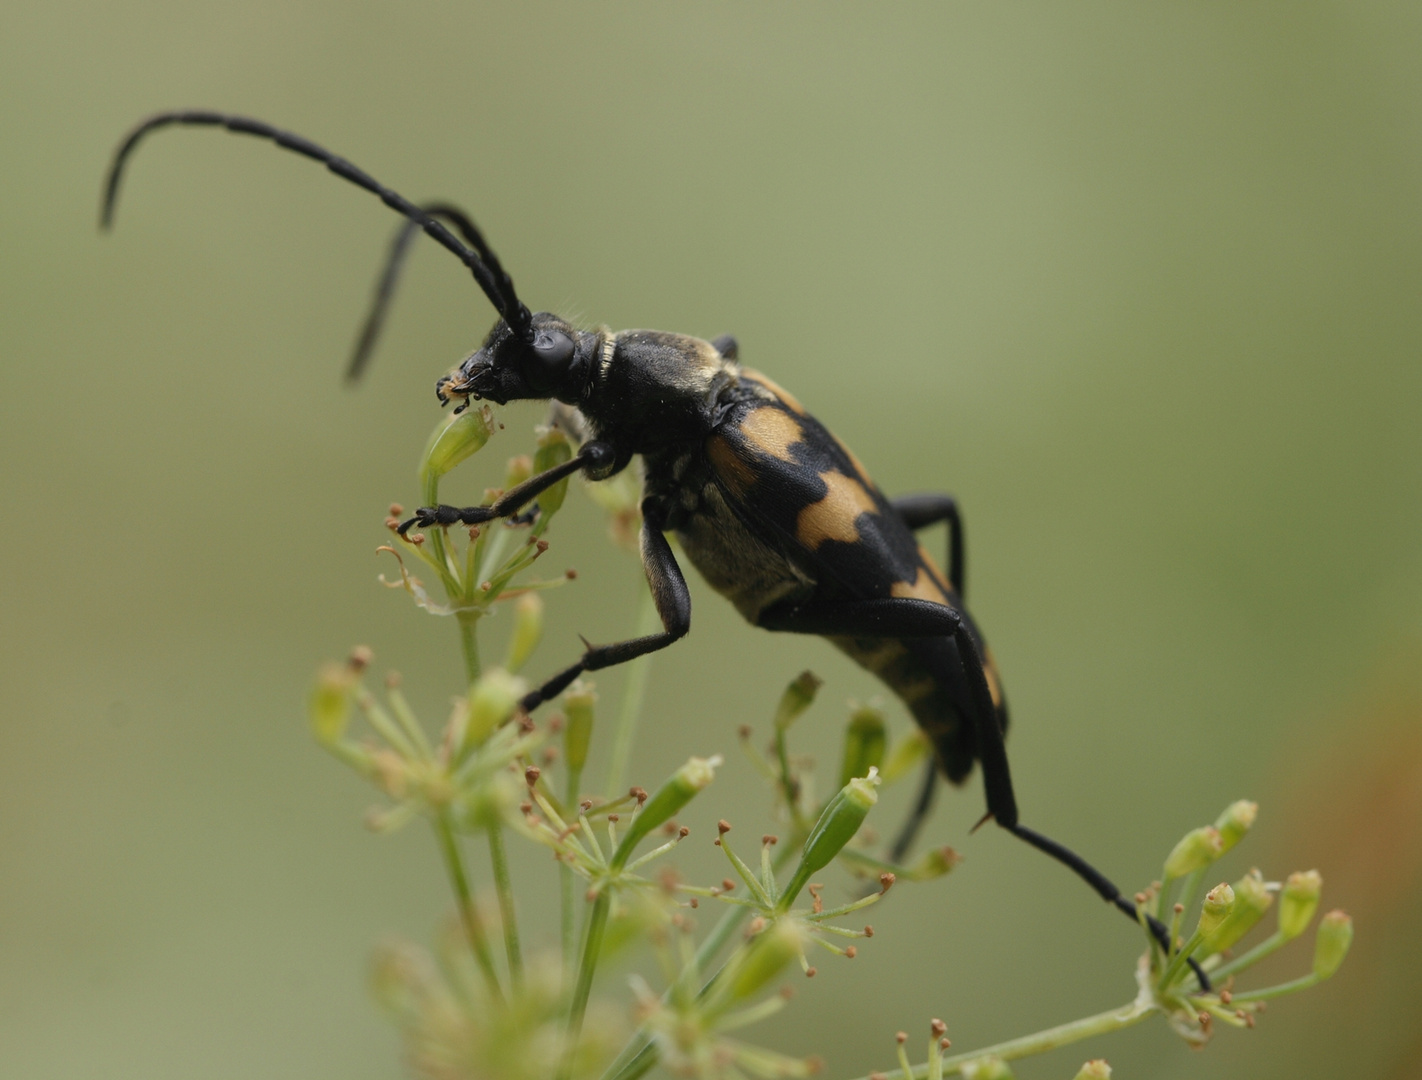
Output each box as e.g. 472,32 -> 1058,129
845,998 -> 1157,1080
560,891 -> 612,1080
603,585 -> 658,799
486,820 -> 522,990
561,764 -> 585,986
1230,972 -> 1321,1003
457,611 -> 483,687
435,812 -> 504,1005
1207,928 -> 1287,981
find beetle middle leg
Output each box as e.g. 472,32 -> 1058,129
755,594 -> 1199,977
518,501 -> 691,713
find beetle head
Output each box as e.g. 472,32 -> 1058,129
437,313 -> 597,411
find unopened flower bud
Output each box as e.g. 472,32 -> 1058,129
1213,800 -> 1258,855
504,454 -> 533,490
531,425 -> 574,517
506,593 -> 544,673
774,671 -> 823,731
963,1056 -> 1014,1080
839,704 -> 887,787
309,663 -> 356,745
1164,826 -> 1224,879
715,917 -> 806,1011
562,683 -> 596,773
907,846 -> 963,881
419,404 -> 494,486
880,729 -> 930,782
463,669 -> 525,750
1312,910 -> 1353,980
1072,1062 -> 1111,1080
1279,870 -> 1322,940
1207,870 -> 1273,954
1197,882 -> 1235,943
782,770 -> 880,906
613,756 -> 720,867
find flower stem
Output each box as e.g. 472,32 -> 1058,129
561,891 -> 612,1080
486,820 -> 523,989
845,998 -> 1157,1080
457,611 -> 483,687
603,585 -> 658,799
435,812 -> 504,1005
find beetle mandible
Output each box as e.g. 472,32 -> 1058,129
102,110 -> 1194,967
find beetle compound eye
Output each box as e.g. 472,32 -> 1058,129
524,329 -> 575,392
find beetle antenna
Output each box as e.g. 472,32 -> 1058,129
347,201 -> 519,383
100,110 -> 533,341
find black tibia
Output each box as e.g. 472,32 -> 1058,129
754,594 -> 1194,966
890,759 -> 940,864
710,334 -> 738,360
519,503 -> 691,713
890,493 -> 964,597
886,493 -> 963,857
399,441 -> 615,534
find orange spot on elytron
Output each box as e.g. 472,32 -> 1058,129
891,567 -> 948,604
917,545 -> 952,592
706,433 -> 757,499
740,406 -> 804,462
797,471 -> 877,549
743,368 -> 807,415
982,646 -> 1004,709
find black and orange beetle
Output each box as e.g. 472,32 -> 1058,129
102,111 -> 1196,970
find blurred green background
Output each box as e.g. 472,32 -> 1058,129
3,3 -> 1421,1078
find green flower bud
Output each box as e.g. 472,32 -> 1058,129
531,424 -> 574,517
718,917 -> 806,1009
906,846 -> 963,882
879,728 -> 930,783
782,770 -> 880,906
463,669 -> 526,750
1072,1061 -> 1111,1080
839,704 -> 886,787
1312,910 -> 1353,980
1197,882 -> 1235,943
506,593 -> 544,673
1279,869 -> 1322,941
1163,826 -> 1224,879
504,454 -> 533,490
562,682 -> 596,774
1213,800 -> 1258,855
419,404 -> 494,486
613,755 -> 720,867
309,663 -> 356,745
1207,870 -> 1273,954
774,671 -> 823,731
963,1056 -> 1014,1080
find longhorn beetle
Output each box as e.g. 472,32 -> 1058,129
102,110 -> 1200,974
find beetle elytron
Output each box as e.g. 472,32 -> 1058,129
102,110 -> 1192,964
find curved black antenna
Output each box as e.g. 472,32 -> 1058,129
100,110 -> 534,341
347,201 -> 516,383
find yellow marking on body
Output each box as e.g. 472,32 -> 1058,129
917,545 -> 953,592
890,566 -> 949,605
982,645 -> 1004,709
796,470 -> 877,549
740,406 -> 804,463
742,368 -> 807,415
706,433 -> 757,499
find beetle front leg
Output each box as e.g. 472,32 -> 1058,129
398,440 -> 616,533
518,502 -> 691,713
